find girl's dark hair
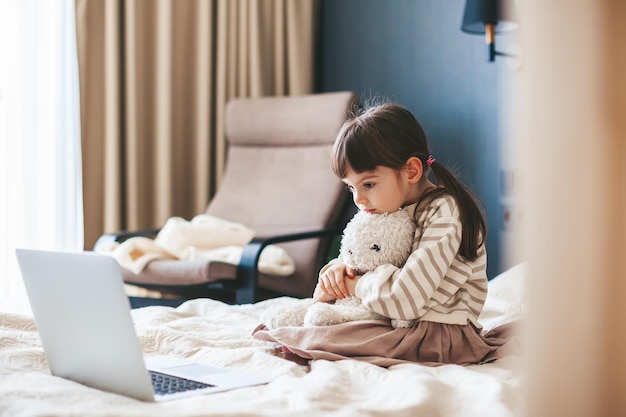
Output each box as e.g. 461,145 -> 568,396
331,102 -> 486,261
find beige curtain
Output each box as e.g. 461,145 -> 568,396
75,0 -> 318,249
514,0 -> 626,415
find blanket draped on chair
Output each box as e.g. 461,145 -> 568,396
97,214 -> 296,277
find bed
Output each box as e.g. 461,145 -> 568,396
0,263 -> 526,417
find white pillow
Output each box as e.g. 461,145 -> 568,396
479,263 -> 527,330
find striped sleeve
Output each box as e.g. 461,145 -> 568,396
354,196 -> 465,321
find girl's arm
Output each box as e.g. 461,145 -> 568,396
354,197 -> 464,320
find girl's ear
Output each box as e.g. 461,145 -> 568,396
405,157 -> 423,184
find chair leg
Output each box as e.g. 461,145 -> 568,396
236,241 -> 263,304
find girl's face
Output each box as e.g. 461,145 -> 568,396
343,166 -> 411,214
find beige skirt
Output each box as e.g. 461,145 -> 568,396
252,319 -> 520,367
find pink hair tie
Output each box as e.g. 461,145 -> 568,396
426,155 -> 436,167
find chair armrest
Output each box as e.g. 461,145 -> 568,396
235,227 -> 342,304
93,228 -> 162,251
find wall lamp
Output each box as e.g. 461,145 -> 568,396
461,0 -> 518,62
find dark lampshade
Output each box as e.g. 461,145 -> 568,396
462,0 -> 518,34
461,0 -> 518,62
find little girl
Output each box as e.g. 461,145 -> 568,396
254,102 -> 514,366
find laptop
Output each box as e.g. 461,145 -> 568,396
15,248 -> 272,402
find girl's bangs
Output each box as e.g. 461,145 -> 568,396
331,126 -> 379,178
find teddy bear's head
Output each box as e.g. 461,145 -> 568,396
339,209 -> 415,275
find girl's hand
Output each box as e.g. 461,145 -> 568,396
317,263 -> 355,300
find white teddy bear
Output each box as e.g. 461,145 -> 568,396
260,208 -> 417,330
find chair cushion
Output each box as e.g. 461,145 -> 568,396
206,145 -> 343,236
225,92 -> 356,146
120,255 -> 309,300
122,259 -> 238,286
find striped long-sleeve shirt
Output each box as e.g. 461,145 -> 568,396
353,194 -> 488,328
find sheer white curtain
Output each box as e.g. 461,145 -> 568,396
0,0 -> 83,315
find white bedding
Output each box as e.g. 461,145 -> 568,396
0,264 -> 526,417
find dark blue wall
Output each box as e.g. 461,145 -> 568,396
316,0 -> 509,278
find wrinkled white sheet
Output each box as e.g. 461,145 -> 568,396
0,264 -> 526,417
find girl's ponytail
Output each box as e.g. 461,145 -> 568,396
427,160 -> 486,261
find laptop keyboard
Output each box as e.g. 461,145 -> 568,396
150,370 -> 215,395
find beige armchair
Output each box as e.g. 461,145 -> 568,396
95,92 -> 359,307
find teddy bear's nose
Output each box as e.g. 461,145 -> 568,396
371,244 -> 381,252
348,249 -> 353,255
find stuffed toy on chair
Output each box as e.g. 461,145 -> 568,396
260,208 -> 417,330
